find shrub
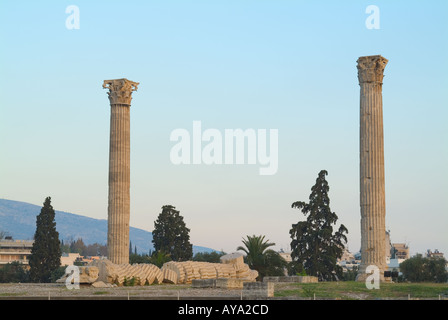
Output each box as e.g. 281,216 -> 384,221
400,254 -> 448,283
0,262 -> 30,283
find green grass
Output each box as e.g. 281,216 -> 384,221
274,281 -> 448,300
92,291 -> 110,295
0,292 -> 27,296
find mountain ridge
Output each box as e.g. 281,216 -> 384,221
0,198 -> 215,255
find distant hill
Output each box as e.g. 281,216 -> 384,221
0,198 -> 215,255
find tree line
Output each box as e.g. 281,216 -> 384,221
61,238 -> 107,257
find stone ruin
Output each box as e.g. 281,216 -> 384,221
162,251 -> 258,284
58,252 -> 258,287
89,259 -> 164,286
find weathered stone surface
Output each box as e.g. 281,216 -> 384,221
159,256 -> 258,285
104,78 -> 139,265
78,266 -> 99,283
192,279 -> 216,288
88,255 -> 259,286
220,252 -> 244,266
103,78 -> 139,105
263,276 -> 304,283
89,259 -> 162,286
90,259 -> 117,284
91,281 -> 113,288
216,278 -> 245,289
262,276 -> 279,282
242,282 -> 274,298
197,262 -> 218,279
356,56 -> 388,282
56,266 -> 99,284
213,262 -> 237,280
356,55 -> 387,84
297,276 -> 318,283
162,267 -> 178,284
161,261 -> 185,284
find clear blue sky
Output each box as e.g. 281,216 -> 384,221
1,0 -> 447,256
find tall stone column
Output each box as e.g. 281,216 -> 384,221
103,78 -> 139,264
356,55 -> 388,282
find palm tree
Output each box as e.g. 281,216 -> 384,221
150,251 -> 172,268
237,235 -> 288,280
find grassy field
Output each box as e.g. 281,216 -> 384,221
0,281 -> 447,300
274,281 -> 448,300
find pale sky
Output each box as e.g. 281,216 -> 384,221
1,0 -> 447,256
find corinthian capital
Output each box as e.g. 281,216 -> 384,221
357,55 -> 388,84
103,78 -> 139,105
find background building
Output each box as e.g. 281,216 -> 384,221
0,237 -> 34,267
60,253 -> 81,266
392,243 -> 410,260
425,249 -> 444,259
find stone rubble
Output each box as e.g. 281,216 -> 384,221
57,252 -> 259,287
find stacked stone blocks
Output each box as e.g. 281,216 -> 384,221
59,252 -> 259,287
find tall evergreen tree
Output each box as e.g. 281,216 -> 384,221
152,205 -> 193,261
289,170 -> 348,281
29,197 -> 61,282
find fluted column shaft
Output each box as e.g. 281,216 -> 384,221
108,104 -> 130,264
103,79 -> 139,264
356,56 -> 388,281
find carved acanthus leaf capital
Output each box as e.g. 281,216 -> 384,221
357,55 -> 388,84
103,78 -> 139,105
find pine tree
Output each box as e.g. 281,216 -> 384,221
289,170 -> 348,281
29,197 -> 61,282
152,205 -> 193,261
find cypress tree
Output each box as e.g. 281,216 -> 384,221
29,197 -> 61,282
152,205 -> 193,261
289,170 -> 348,281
